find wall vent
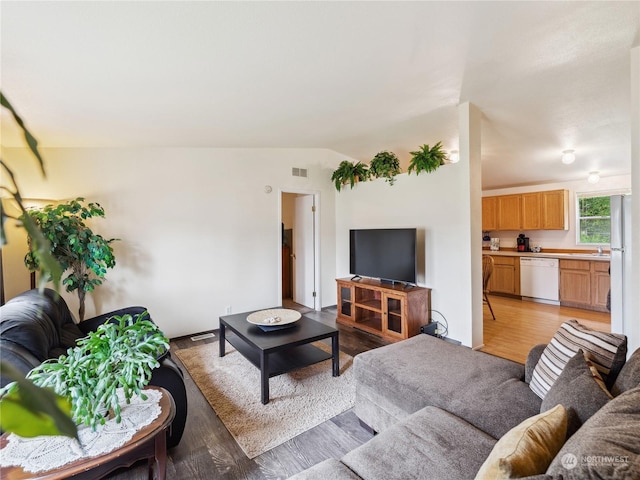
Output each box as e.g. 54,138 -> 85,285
292,167 -> 308,178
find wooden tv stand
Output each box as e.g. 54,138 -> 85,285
336,277 -> 431,342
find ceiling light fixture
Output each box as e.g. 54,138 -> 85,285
449,150 -> 460,164
587,171 -> 600,184
561,150 -> 575,164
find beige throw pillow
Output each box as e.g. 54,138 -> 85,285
475,404 -> 568,480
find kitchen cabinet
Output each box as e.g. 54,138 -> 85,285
482,197 -> 498,231
497,195 -> 522,230
541,190 -> 569,230
591,262 -> 611,311
559,259 -> 610,312
521,193 -> 542,230
483,189 -> 568,231
488,256 -> 520,296
336,278 -> 431,342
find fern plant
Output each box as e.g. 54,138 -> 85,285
408,142 -> 447,175
331,160 -> 370,191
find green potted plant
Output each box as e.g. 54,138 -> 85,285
408,142 -> 448,175
369,151 -> 401,185
331,160 -> 370,191
23,198 -> 118,321
11,312 -> 169,430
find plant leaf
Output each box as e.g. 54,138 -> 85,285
0,363 -> 78,439
0,92 -> 45,176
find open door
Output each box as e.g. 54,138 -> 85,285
293,195 -> 316,309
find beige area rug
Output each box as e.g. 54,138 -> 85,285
175,341 -> 354,458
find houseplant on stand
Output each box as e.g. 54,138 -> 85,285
331,160 -> 370,191
369,151 -> 401,185
408,142 -> 448,175
23,198 -> 118,321
6,311 -> 170,430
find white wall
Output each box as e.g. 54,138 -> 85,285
483,175 -> 631,250
2,147 -> 340,338
334,164 -> 477,346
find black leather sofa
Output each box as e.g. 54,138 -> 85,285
0,289 -> 187,448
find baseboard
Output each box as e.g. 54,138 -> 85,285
472,344 -> 485,351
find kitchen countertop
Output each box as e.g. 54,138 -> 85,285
484,250 -> 611,262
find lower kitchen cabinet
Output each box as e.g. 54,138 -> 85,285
488,256 -> 520,296
591,262 -> 611,311
559,259 -> 610,312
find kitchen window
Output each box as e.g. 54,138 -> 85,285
576,190 -> 630,245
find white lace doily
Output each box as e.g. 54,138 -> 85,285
0,388 -> 162,473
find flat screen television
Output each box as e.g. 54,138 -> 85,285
349,228 -> 417,284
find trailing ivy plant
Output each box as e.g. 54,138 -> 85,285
331,160 -> 370,191
369,151 -> 401,186
14,312 -> 169,431
408,142 -> 447,175
23,198 -> 118,321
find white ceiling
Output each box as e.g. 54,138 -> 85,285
1,1 -> 638,189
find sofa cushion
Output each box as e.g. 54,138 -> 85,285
0,289 -> 83,363
540,350 -> 612,438
525,344 -> 547,384
475,404 -> 567,480
529,319 -> 627,399
343,406 -> 497,480
546,386 -> 640,479
612,347 -> 640,396
288,458 -> 362,480
354,334 -> 541,438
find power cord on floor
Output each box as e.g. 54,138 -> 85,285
431,309 -> 448,338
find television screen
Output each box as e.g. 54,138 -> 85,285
349,228 -> 417,284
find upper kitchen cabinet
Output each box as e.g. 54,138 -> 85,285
541,190 -> 569,230
521,193 -> 542,230
497,195 -> 522,230
482,197 -> 498,231
483,189 -> 568,231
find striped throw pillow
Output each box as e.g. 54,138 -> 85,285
529,319 -> 627,399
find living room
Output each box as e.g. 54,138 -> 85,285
1,2 -> 639,479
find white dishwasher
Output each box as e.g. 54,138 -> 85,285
520,257 -> 560,304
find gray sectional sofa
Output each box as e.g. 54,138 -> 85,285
290,330 -> 640,480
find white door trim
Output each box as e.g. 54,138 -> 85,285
278,189 -> 321,310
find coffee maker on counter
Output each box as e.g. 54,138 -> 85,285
517,233 -> 530,252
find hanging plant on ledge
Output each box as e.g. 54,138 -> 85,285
331,160 -> 370,191
408,142 -> 448,175
369,151 -> 401,186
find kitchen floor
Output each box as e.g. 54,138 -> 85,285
480,294 -> 611,364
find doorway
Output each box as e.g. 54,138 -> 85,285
281,192 -> 318,309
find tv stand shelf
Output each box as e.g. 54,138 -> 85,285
336,278 -> 431,342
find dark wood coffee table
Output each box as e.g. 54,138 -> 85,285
0,386 -> 175,480
219,310 -> 340,404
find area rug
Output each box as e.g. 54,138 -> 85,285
175,341 -> 355,458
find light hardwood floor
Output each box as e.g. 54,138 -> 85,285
105,297 -> 610,479
480,294 -> 610,364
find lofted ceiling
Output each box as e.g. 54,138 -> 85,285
1,1 -> 638,190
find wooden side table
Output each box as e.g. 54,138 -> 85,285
0,386 -> 176,480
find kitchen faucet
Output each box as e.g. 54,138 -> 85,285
597,245 -> 603,255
